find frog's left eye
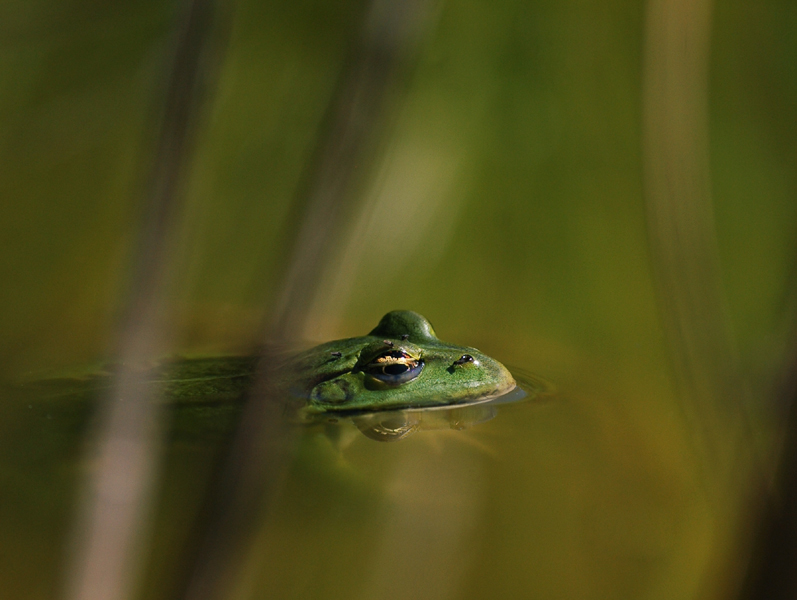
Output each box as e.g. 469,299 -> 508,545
363,351 -> 424,385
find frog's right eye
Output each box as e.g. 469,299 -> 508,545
363,351 -> 424,385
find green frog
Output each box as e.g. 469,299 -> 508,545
282,310 -> 516,416
20,311 -> 524,442
275,310 -> 520,440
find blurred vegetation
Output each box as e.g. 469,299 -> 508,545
1,0 -> 796,599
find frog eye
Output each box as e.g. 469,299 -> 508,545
363,351 -> 424,385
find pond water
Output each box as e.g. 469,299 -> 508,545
1,354 -> 722,600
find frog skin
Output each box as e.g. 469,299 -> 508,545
277,310 -> 516,419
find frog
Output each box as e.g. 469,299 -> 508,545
280,310 -> 516,417
17,311 -> 523,443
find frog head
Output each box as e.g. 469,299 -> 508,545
286,311 -> 516,418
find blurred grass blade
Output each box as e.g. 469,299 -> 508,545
642,0 -> 751,489
641,2 -> 769,597
62,1 -> 230,599
269,0 -> 441,339
173,2 -> 442,600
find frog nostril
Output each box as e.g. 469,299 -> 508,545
453,354 -> 475,367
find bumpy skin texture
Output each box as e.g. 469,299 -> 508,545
282,310 -> 516,417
